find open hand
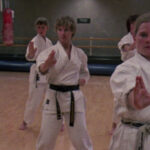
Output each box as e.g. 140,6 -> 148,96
28,41 -> 37,55
134,76 -> 150,109
45,50 -> 57,67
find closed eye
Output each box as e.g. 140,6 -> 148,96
140,32 -> 148,38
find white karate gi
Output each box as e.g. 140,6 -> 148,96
24,34 -> 53,125
109,52 -> 150,150
118,32 -> 136,61
36,41 -> 93,150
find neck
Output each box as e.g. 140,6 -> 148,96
60,41 -> 72,51
39,34 -> 46,40
61,42 -> 72,59
64,44 -> 71,50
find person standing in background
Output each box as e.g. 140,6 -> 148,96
118,14 -> 139,61
19,17 -> 53,130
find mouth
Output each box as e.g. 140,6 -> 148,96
144,46 -> 150,49
61,37 -> 66,40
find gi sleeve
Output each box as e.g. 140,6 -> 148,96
78,49 -> 90,84
118,33 -> 133,51
117,33 -> 135,61
36,48 -> 50,74
25,38 -> 39,61
110,64 -> 139,120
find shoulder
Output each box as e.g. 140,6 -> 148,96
112,56 -> 140,78
74,45 -> 87,58
46,37 -> 53,43
32,34 -> 39,40
110,56 -> 142,96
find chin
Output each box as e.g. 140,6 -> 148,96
60,40 -> 67,44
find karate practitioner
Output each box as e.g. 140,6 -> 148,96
19,17 -> 53,130
109,12 -> 150,150
36,16 -> 93,150
109,14 -> 139,135
118,14 -> 139,61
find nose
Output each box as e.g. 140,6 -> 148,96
60,30 -> 65,35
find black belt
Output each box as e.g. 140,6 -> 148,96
121,119 -> 144,128
50,84 -> 79,92
35,73 -> 40,88
121,119 -> 150,150
50,84 -> 79,127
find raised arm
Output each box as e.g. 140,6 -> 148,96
122,42 -> 135,52
26,41 -> 37,60
128,76 -> 150,109
39,50 -> 56,74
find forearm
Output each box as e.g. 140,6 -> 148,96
122,44 -> 134,52
26,53 -> 35,60
26,41 -> 37,60
25,48 -> 36,61
79,61 -> 90,84
79,71 -> 90,85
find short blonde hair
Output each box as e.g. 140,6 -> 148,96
134,12 -> 150,35
55,16 -> 76,37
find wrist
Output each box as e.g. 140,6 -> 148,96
39,63 -> 49,74
142,93 -> 150,108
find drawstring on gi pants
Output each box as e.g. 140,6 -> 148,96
35,73 -> 39,88
55,92 -> 62,120
70,91 -> 75,126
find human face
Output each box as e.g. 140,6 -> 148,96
57,26 -> 73,46
135,22 -> 150,60
36,24 -> 48,37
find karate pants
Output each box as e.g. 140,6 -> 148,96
23,64 -> 47,125
36,112 -> 93,150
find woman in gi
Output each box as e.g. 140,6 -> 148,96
36,16 -> 93,150
109,12 -> 150,150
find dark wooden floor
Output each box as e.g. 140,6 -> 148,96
0,71 -> 113,150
